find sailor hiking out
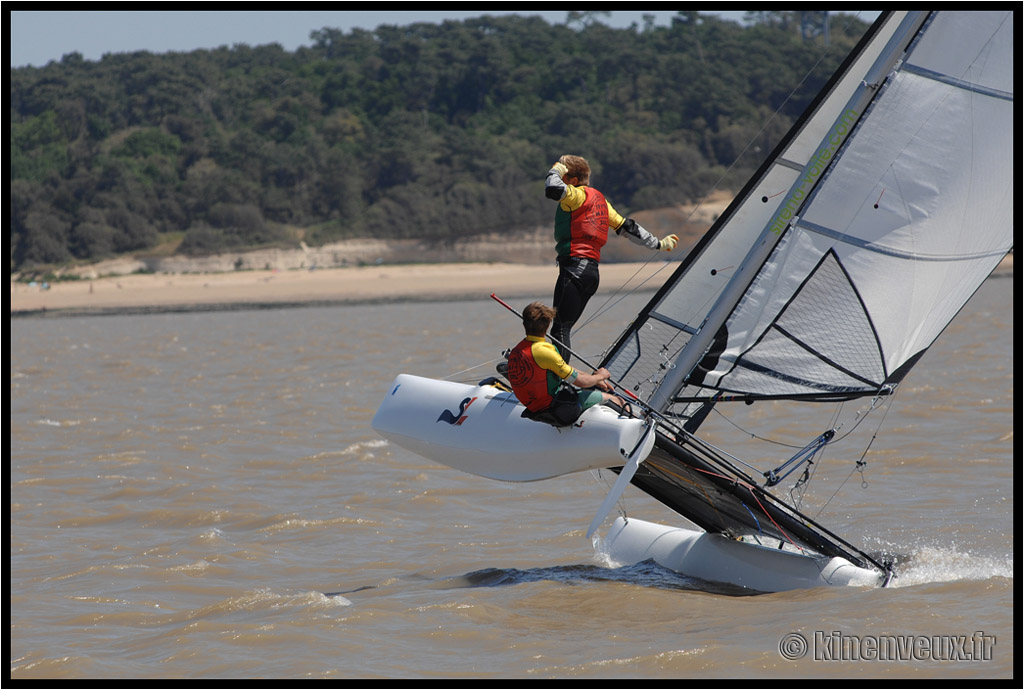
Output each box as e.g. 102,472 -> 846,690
545,155 -> 678,361
506,302 -> 624,426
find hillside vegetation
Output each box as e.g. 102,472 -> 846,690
10,11 -> 871,271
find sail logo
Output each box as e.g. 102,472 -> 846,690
437,396 -> 477,426
769,108 -> 859,235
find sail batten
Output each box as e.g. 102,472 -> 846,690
903,63 -> 1013,101
796,219 -> 1011,262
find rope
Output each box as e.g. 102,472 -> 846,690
442,358 -> 504,382
815,388 -> 898,518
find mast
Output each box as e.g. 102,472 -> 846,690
647,11 -> 932,414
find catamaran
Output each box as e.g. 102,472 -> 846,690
373,11 -> 1014,593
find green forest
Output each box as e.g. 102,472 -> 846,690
10,11 -> 872,272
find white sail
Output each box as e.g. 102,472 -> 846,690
602,11 -> 1014,416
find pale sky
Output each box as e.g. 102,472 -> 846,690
9,10 -> 880,68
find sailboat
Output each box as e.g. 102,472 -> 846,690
372,11 -> 1014,593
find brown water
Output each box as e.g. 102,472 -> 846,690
10,277 -> 1014,679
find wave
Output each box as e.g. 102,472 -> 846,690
887,545 -> 1013,588
436,561 -> 752,597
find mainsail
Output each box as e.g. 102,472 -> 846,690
600,11 -> 1014,568
604,11 -> 1013,418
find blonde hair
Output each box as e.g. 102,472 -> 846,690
558,155 -> 591,185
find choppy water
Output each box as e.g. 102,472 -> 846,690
10,277 -> 1014,679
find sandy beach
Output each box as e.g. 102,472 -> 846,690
9,261 -> 680,317
10,254 -> 1012,317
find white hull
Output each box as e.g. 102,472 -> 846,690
603,516 -> 884,592
372,374 -> 654,482
372,374 -> 884,591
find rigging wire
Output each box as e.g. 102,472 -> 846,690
709,406 -> 808,450
694,384 -> 898,521
708,384 -> 899,515
441,358 -> 505,383
815,388 -> 898,518
708,384 -> 892,451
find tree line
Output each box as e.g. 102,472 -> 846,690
10,11 -> 871,271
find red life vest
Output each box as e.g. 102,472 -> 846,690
554,187 -> 609,261
506,338 -> 555,412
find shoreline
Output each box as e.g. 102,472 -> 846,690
10,254 -> 1013,319
9,261 -> 677,318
